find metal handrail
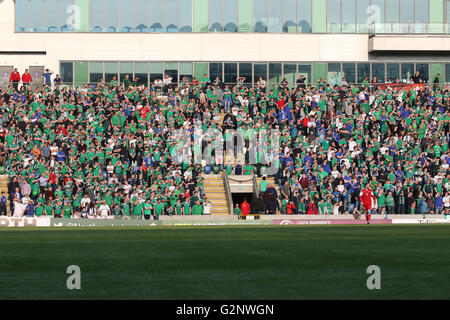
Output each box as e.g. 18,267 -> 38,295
1,81 -> 449,93
223,173 -> 234,216
369,22 -> 449,35
253,174 -> 260,198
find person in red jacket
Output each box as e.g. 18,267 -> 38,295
241,198 -> 250,215
286,200 -> 296,215
9,68 -> 21,91
22,69 -> 32,88
360,184 -> 377,225
307,200 -> 318,215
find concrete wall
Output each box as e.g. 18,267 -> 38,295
0,0 -> 370,75
369,35 -> 450,52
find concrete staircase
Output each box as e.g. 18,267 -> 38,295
0,174 -> 9,216
202,173 -> 230,215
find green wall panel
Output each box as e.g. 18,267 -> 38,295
194,62 -> 209,81
74,0 -> 89,32
313,63 -> 327,83
429,0 -> 444,33
312,0 -> 326,33
194,0 -> 209,32
430,63 -> 444,88
238,0 -> 253,32
74,62 -> 88,85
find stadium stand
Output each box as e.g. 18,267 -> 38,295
0,71 -> 449,218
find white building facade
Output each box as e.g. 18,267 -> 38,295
0,0 -> 449,87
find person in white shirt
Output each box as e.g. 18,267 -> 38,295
203,200 -> 212,215
163,75 -> 173,93
98,200 -> 110,217
49,142 -> 58,156
443,192 -> 450,211
13,199 -> 28,217
80,194 -> 91,211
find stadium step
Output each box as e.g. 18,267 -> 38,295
256,176 -> 278,194
202,173 -> 231,215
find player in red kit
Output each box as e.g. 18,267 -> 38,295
360,184 -> 377,225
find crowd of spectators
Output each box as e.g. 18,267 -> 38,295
0,67 -> 449,218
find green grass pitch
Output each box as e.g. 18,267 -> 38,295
0,225 -> 449,300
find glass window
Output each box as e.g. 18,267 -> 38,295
29,0 -> 45,32
415,0 -> 429,23
15,0 -> 29,32
371,0 -> 385,33
89,62 -> 103,83
179,62 -> 193,82
165,0 -> 179,32
342,63 -> 356,83
150,62 -> 164,83
104,0 -> 118,32
284,63 -> 297,89
179,0 -> 193,32
44,0 -> 59,32
371,63 -> 385,82
224,63 -> 237,84
60,0 -> 74,31
446,64 -> 450,83
356,0 -> 370,33
414,0 -> 429,33
209,63 -> 223,83
254,0 -> 268,32
327,0 -> 341,33
119,0 -> 133,32
386,0 -> 400,33
283,0 -> 297,32
120,62 -> 133,83
150,0 -> 164,32
357,63 -> 370,83
209,0 -> 223,31
239,63 -> 252,86
224,0 -> 238,32
134,62 -> 149,86
268,0 -> 282,32
90,0 -> 104,32
400,0 -> 414,33
327,63 -> 341,85
269,63 -> 282,88
416,63 -> 429,82
342,0 -> 356,33
401,63 -> 414,82
105,62 -> 118,83
447,0 -> 450,33
298,63 -> 311,84
134,0 -> 149,32
254,63 -> 267,84
298,0 -> 312,32
164,62 -> 178,83
60,62 -> 74,83
194,0 -> 209,32
238,0 -> 253,32
386,63 -> 400,82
